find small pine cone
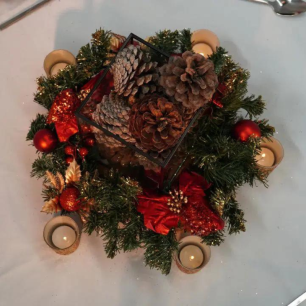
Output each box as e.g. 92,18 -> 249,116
129,94 -> 184,153
111,45 -> 159,103
92,92 -> 136,149
159,51 -> 218,111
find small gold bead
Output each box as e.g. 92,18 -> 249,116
169,191 -> 172,195
175,199 -> 178,203
170,208 -> 173,211
176,204 -> 179,208
172,196 -> 175,199
179,190 -> 183,195
177,209 -> 180,214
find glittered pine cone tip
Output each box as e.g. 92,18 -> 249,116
129,94 -> 184,153
159,51 -> 218,111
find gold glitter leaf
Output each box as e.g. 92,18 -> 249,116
57,172 -> 65,193
41,197 -> 61,214
65,159 -> 81,185
46,171 -> 65,191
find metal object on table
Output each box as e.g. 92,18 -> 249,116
288,292 -> 306,306
0,0 -> 51,30
245,0 -> 306,16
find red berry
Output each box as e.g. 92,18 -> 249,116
65,156 -> 74,164
79,147 -> 88,158
84,137 -> 95,147
64,146 -> 75,156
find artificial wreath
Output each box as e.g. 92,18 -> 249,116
27,29 -> 274,275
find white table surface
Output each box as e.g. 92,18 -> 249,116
1,0 -> 306,305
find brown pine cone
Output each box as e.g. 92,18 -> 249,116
111,45 -> 159,104
129,95 -> 184,153
159,51 -> 218,111
92,92 -> 136,149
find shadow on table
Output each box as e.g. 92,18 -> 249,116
53,0 -> 162,54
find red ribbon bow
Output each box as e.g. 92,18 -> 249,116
47,71 -> 113,142
137,171 -> 224,236
47,89 -> 80,142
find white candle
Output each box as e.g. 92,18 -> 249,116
179,245 -> 204,269
192,43 -> 213,57
50,62 -> 68,76
52,226 -> 76,249
256,147 -> 275,167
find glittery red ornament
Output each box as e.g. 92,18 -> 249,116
59,187 -> 81,211
232,120 -> 261,142
65,156 -> 74,164
33,129 -> 58,153
79,147 -> 88,158
64,145 -> 75,156
83,137 -> 95,147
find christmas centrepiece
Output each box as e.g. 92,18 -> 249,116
27,28 -> 282,275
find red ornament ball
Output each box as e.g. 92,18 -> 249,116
83,137 -> 95,147
79,147 -> 89,158
64,145 -> 75,156
33,129 -> 58,153
65,156 -> 74,164
59,187 -> 81,211
232,120 -> 261,142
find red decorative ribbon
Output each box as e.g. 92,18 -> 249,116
47,71 -> 113,142
47,89 -> 80,142
211,83 -> 227,108
137,171 -> 224,236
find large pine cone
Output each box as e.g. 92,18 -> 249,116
129,95 -> 184,152
92,92 -> 136,149
111,45 -> 159,103
159,51 -> 218,111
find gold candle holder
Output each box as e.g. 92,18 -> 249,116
43,215 -> 81,255
175,236 -> 211,274
43,49 -> 76,77
256,137 -> 284,178
191,29 -> 220,57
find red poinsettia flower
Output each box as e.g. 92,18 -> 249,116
137,171 -> 224,236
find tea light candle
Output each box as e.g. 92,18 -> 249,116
192,43 -> 213,57
44,50 -> 76,77
256,147 -> 275,167
50,63 -> 68,76
191,29 -> 220,53
179,245 -> 204,269
52,226 -> 76,249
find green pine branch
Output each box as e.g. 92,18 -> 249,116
82,171 -> 144,258
142,229 -> 178,275
223,197 -> 246,234
179,29 -> 193,52
209,47 -> 228,74
202,231 -> 225,246
26,114 -> 48,141
256,119 -> 275,138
